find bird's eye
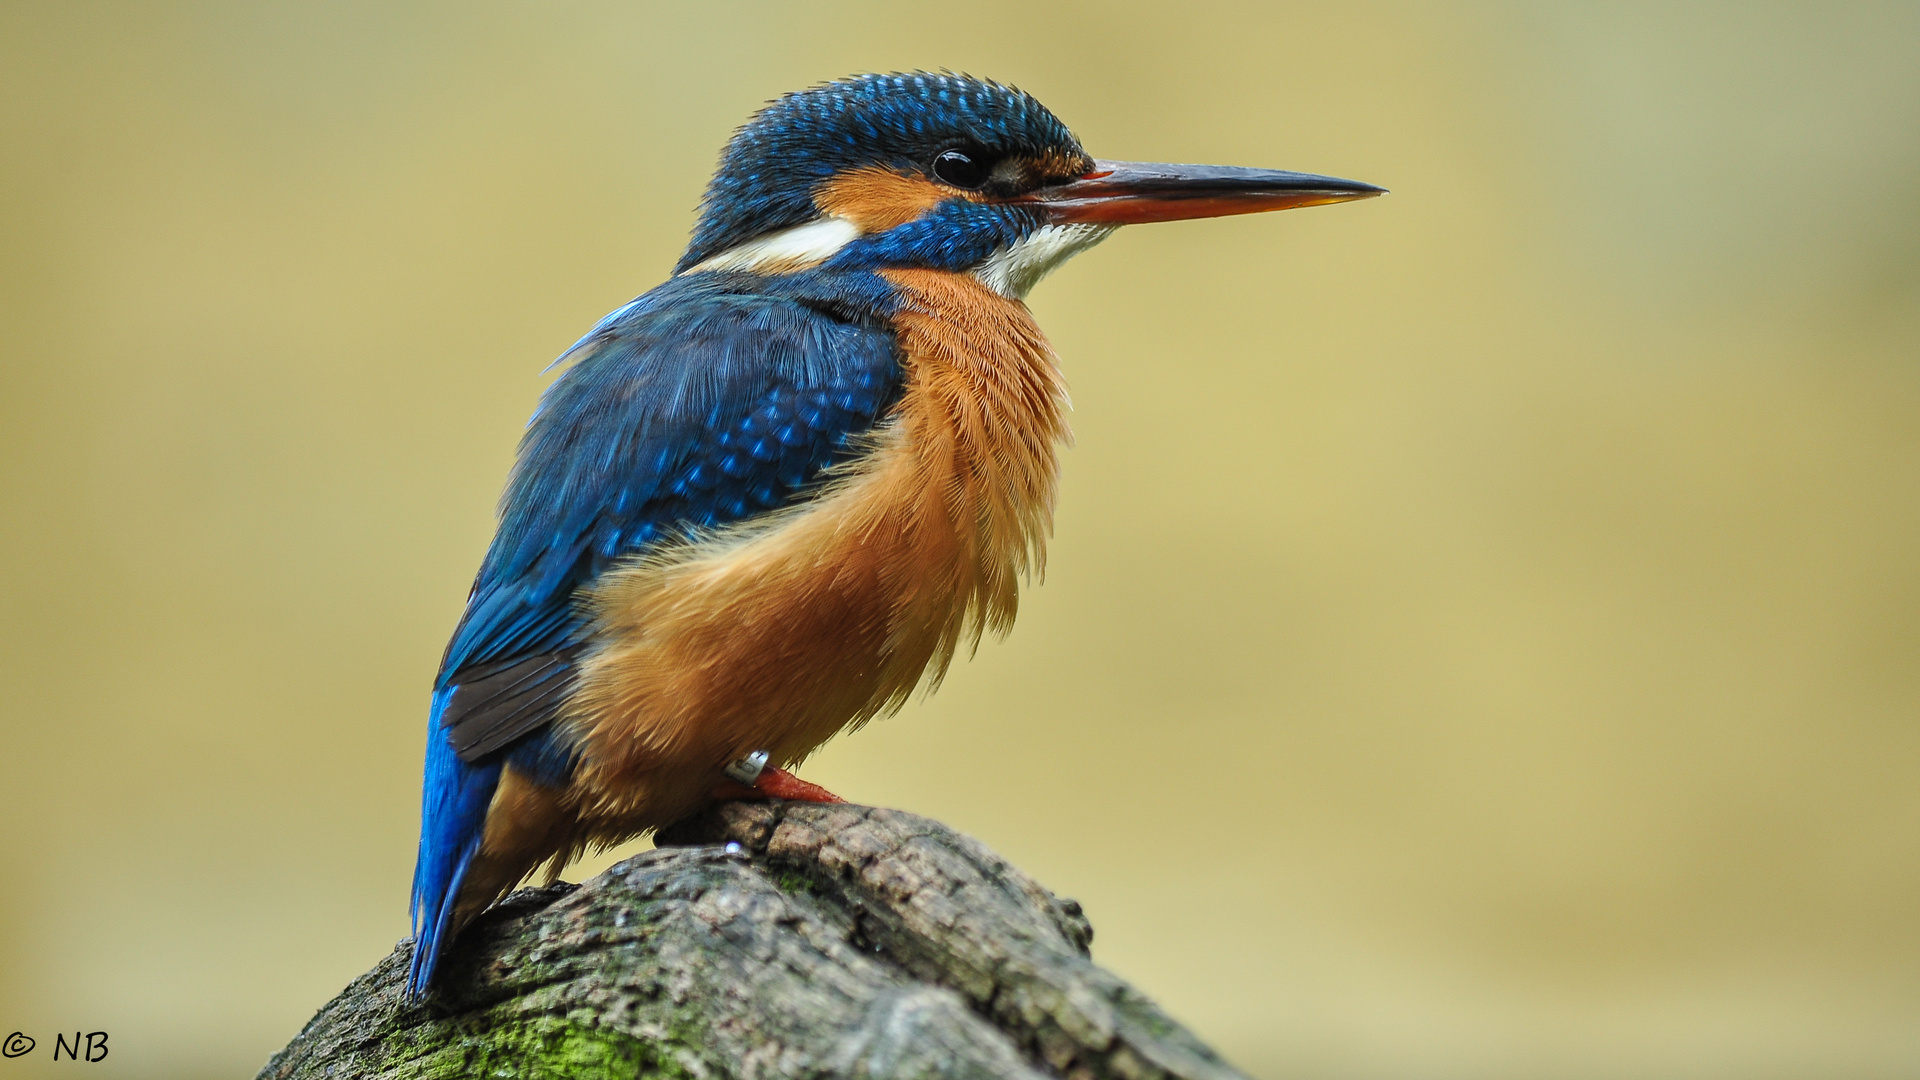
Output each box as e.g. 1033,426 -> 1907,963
932,148 -> 990,189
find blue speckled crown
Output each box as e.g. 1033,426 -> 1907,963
677,72 -> 1087,272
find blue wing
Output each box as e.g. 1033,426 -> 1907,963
408,271 -> 902,996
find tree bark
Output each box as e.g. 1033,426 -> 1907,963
258,802 -> 1254,1080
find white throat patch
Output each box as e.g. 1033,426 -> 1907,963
972,224 -> 1116,299
683,217 -> 862,276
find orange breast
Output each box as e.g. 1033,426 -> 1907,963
562,268 -> 1071,828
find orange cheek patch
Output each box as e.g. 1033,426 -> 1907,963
813,166 -> 959,232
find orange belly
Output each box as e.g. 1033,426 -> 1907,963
553,267 -> 1072,838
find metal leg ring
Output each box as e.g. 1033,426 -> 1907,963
723,750 -> 770,786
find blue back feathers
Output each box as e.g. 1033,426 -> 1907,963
408,269 -> 903,997
439,272 -> 902,682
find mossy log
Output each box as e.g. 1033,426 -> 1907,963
259,802 -> 1253,1080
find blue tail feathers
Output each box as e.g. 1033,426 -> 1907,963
407,686 -> 502,999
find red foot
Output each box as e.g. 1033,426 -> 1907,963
711,765 -> 845,804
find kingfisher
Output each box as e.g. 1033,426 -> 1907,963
408,72 -> 1381,996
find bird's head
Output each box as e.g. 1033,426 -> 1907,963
677,72 -> 1382,297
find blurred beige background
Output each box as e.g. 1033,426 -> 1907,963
3,2 -> 1917,1077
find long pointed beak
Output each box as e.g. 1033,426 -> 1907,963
1020,160 -> 1385,225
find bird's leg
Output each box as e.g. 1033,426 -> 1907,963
709,767 -> 843,803
712,749 -> 844,804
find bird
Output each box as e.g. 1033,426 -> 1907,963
407,71 -> 1381,997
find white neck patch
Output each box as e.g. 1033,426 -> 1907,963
682,216 -> 1115,299
973,224 -> 1116,299
683,216 -> 862,276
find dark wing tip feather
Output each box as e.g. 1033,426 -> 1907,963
443,650 -> 582,763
